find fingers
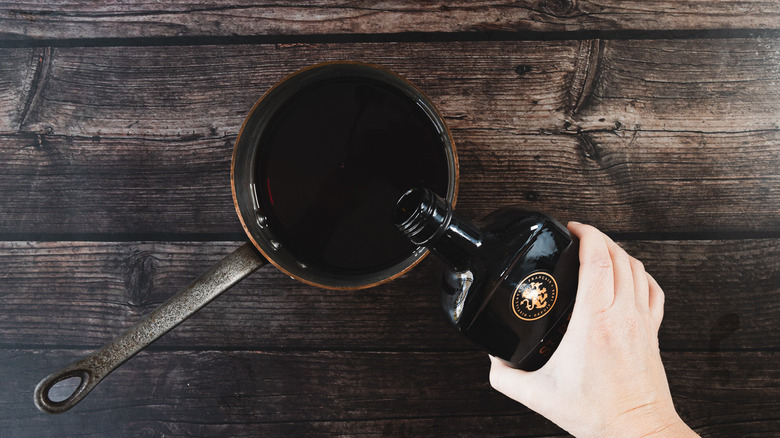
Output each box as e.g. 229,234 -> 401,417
647,273 -> 666,331
631,257 -> 650,312
569,222 -> 660,316
567,222 -> 615,312
604,234 -> 636,309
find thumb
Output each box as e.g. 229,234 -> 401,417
488,355 -> 546,406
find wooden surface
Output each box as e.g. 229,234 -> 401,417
1,2 -> 778,437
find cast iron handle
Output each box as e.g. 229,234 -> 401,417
34,242 -> 267,414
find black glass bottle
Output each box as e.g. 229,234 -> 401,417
394,187 -> 579,370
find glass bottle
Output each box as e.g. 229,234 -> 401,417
394,187 -> 579,370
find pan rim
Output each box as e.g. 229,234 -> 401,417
231,60 -> 459,290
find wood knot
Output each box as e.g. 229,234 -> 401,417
26,132 -> 46,149
25,127 -> 55,150
577,133 -> 601,161
124,251 -> 157,307
514,65 -> 532,76
540,0 -> 580,17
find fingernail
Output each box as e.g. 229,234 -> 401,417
568,220 -> 581,226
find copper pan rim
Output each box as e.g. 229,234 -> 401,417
231,60 -> 459,290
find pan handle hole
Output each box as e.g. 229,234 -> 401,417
48,376 -> 83,402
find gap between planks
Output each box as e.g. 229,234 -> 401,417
2,28 -> 780,49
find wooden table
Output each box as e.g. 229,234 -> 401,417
1,2 -> 778,436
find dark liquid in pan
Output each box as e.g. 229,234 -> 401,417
254,77 -> 450,274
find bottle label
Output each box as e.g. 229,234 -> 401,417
511,271 -> 558,321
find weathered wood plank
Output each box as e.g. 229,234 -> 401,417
0,240 -> 776,350
664,351 -> 780,437
0,242 -> 461,349
0,48 -> 38,131
9,41 -> 577,135
2,349 -> 777,436
1,128 -> 777,235
620,240 -> 780,353
0,0 -> 779,40
573,39 -> 780,133
1,39 -> 779,138
0,134 -> 237,236
5,350 -> 554,436
459,129 -> 780,233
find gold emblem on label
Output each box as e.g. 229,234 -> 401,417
512,272 -> 558,321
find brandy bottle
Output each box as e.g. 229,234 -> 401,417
394,187 -> 579,370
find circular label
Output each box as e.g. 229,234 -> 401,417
512,272 -> 558,321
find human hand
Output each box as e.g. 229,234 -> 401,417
489,222 -> 698,437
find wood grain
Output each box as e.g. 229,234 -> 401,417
458,129 -> 780,233
2,39 -> 779,137
0,239 -> 776,351
2,349 -> 777,437
0,134 -> 238,236
0,39 -> 778,235
1,129 -> 777,235
574,39 -> 780,133
0,1 -> 776,436
0,48 -> 38,130
3,41 -> 581,136
1,1 -> 779,40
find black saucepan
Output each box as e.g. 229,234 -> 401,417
34,61 -> 458,413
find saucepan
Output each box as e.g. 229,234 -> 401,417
34,61 -> 458,414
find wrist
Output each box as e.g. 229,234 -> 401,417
635,418 -> 698,438
601,406 -> 697,438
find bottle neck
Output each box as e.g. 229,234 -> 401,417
394,187 -> 483,271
